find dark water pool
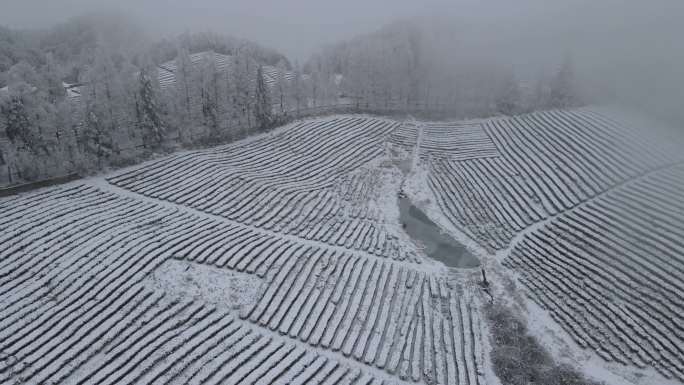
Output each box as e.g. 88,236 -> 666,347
398,196 -> 480,268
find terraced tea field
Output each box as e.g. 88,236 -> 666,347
1,108 -> 683,385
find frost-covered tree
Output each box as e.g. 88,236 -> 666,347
43,53 -> 65,104
221,59 -> 238,141
549,55 -> 579,109
81,45 -> 134,152
136,65 -> 164,148
79,45 -> 131,166
291,63 -> 306,115
231,50 -> 253,135
306,55 -> 337,109
2,62 -> 51,155
52,95 -> 77,151
199,53 -> 220,138
0,19 -> 304,181
1,95 -> 33,148
274,59 -> 288,114
254,65 -> 273,130
309,67 -> 320,108
81,86 -> 112,169
1,59 -> 80,180
307,19 -> 585,116
173,45 -> 193,140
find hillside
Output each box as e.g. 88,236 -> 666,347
0,107 -> 682,385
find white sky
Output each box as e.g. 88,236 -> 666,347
1,0 -> 682,72
1,0 -> 683,123
0,0 -> 458,59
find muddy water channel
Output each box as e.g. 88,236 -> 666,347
398,196 -> 480,268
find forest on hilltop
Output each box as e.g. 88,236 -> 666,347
0,13 -> 580,187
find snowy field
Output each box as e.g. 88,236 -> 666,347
0,108 -> 683,384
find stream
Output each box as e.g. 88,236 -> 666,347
398,195 -> 480,268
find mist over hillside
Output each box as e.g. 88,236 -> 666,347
306,1 -> 684,128
2,0 -> 682,125
0,2 -> 682,186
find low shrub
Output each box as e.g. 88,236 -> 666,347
486,304 -> 603,385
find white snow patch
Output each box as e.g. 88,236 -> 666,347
143,259 -> 265,311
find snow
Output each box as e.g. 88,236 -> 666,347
143,259 -> 265,311
524,291 -> 682,385
2,109 -> 682,384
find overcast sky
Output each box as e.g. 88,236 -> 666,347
1,0 -> 683,124
0,0 -> 599,60
0,0 -> 460,59
3,0 -> 681,62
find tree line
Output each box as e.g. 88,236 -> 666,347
306,20 -> 581,118
0,14 -> 582,186
0,13 -> 315,185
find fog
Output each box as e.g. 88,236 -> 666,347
1,0 -> 683,125
0,0 -> 453,59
